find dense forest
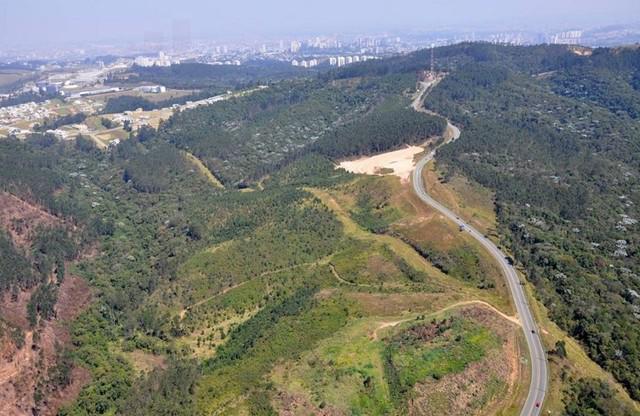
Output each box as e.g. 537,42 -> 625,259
311,96 -> 445,158
0,91 -> 49,108
101,88 -> 225,114
157,73 -> 439,185
34,112 -> 87,132
108,60 -> 308,89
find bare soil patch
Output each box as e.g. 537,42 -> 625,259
0,289 -> 33,329
55,275 -> 92,322
338,145 -> 426,184
0,192 -> 62,248
273,390 -> 345,416
0,274 -> 92,415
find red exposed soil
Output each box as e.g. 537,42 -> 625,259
55,275 -> 92,322
0,192 -> 63,249
0,275 -> 92,416
0,289 -> 33,330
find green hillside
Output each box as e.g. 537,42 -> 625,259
0,43 -> 639,416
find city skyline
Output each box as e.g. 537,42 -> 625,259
1,0 -> 639,49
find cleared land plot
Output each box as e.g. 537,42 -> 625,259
338,145 -> 426,184
92,88 -> 197,105
0,70 -> 34,90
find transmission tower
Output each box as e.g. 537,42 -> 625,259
430,43 -> 435,74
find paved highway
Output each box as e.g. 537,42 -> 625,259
411,93 -> 548,414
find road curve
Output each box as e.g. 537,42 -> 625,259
411,84 -> 548,416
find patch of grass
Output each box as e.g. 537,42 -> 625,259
312,178 -> 514,315
196,283 -> 350,415
424,159 -> 497,235
272,319 -> 393,415
308,187 -> 457,294
176,193 -> 343,304
384,316 -> 498,402
331,239 -> 427,288
347,176 -> 406,233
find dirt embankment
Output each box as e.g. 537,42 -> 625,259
0,193 -> 93,415
0,275 -> 92,416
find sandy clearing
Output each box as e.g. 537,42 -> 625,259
337,145 -> 425,183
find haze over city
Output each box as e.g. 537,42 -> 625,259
1,0 -> 639,48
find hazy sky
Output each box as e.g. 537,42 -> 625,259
1,0 -> 639,48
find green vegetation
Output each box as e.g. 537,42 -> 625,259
119,359 -> 200,416
123,142 -> 192,193
101,88 -> 223,114
563,378 -> 639,416
311,96 -> 446,158
158,73 -> 439,185
2,43 -> 639,416
272,319 -> 394,415
384,316 -> 497,405
0,137 -> 69,214
419,44 -> 640,402
109,61 -> 307,89
0,91 -> 49,108
34,112 -> 87,132
0,231 -> 34,290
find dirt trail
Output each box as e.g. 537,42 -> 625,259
328,264 -> 377,288
180,282 -> 248,319
180,261 -> 325,319
370,300 -> 520,341
183,151 -> 224,188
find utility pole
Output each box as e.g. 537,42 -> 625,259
430,43 -> 435,74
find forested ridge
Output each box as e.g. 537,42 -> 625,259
157,73 -> 445,185
419,44 -> 640,402
108,61 -> 308,89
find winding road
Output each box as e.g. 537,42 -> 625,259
411,79 -> 548,416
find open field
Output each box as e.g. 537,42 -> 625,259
183,151 -> 224,188
313,176 -> 513,315
0,69 -> 35,91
